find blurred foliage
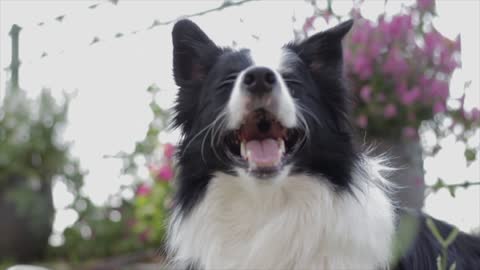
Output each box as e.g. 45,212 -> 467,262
45,85 -> 174,262
0,86 -> 84,264
47,199 -> 145,263
0,88 -> 84,205
120,85 -> 175,246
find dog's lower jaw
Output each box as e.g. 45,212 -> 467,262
166,158 -> 395,270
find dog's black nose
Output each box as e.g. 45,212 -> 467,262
243,67 -> 276,95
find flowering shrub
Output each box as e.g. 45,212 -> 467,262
302,0 -> 479,143
117,85 -> 175,245
132,143 -> 175,245
47,86 -> 175,261
347,10 -> 462,139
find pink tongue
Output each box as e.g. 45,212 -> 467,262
245,139 -> 280,167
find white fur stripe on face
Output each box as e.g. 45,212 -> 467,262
226,47 -> 297,130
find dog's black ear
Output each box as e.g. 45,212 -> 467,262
293,19 -> 353,74
172,19 -> 220,85
171,20 -> 220,134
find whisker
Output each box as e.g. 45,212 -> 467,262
296,103 -> 323,128
200,111 -> 226,163
182,120 -> 216,159
210,113 -> 229,162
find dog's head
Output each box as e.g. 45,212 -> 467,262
171,19 -> 357,208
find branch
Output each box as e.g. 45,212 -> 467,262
426,180 -> 480,197
150,0 -> 259,27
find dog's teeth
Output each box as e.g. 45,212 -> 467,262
278,138 -> 285,154
241,141 -> 247,159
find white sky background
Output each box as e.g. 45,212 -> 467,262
0,0 -> 479,238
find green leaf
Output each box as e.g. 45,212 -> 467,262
427,218 -> 446,246
447,186 -> 456,197
464,148 -> 476,161
431,178 -> 444,192
449,262 -> 457,270
436,255 -> 443,270
444,227 -> 459,247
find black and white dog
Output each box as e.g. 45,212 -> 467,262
166,19 -> 480,269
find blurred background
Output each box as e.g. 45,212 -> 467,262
0,0 -> 479,269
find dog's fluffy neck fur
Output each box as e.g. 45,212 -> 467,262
167,157 -> 395,269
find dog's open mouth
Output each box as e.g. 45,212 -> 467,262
227,108 -> 302,178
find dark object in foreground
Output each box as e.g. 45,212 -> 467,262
0,176 -> 53,262
393,209 -> 480,270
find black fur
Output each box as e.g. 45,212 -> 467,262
172,20 -> 253,214
170,19 -> 480,269
172,19 -> 360,214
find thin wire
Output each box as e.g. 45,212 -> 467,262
3,0 -> 258,70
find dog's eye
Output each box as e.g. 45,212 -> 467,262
282,74 -> 303,96
282,75 -> 302,86
217,73 -> 239,90
224,73 -> 239,81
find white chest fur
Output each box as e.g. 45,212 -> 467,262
167,164 -> 395,270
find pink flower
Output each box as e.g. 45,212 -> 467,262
417,0 -> 435,12
401,87 -> 421,105
367,39 -> 383,58
384,103 -> 398,119
163,143 -> 175,160
157,164 -> 174,181
423,31 -> 442,57
356,115 -> 368,129
360,86 -> 372,102
433,101 -> 446,114
388,15 -> 412,40
351,20 -> 373,44
353,53 -> 373,79
403,126 -> 417,139
383,48 -> 408,76
429,79 -> 449,100
303,16 -> 316,33
136,184 -> 151,197
439,49 -> 459,74
467,108 -> 480,122
378,17 -> 391,42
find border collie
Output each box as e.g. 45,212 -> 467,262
166,19 -> 480,269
